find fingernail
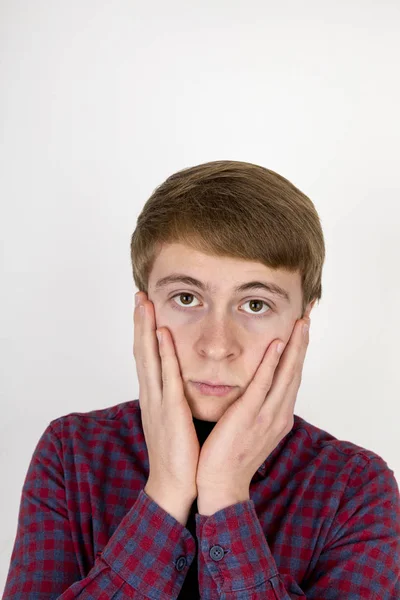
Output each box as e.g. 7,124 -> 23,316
135,293 -> 140,307
277,342 -> 285,355
303,321 -> 310,336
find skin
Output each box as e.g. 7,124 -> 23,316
139,241 -> 316,424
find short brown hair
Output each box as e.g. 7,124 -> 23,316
130,160 -> 325,318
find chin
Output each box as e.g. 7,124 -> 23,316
187,393 -> 238,422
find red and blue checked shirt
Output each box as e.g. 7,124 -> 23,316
3,399 -> 400,599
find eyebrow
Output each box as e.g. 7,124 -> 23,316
154,273 -> 291,303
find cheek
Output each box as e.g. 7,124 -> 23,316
153,305 -> 178,330
273,314 -> 297,343
156,319 -> 191,356
242,342 -> 272,377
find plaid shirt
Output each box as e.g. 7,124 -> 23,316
3,399 -> 399,599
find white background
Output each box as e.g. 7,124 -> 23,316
1,0 -> 399,592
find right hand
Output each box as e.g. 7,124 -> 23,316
133,291 -> 200,501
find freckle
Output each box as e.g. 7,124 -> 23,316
238,452 -> 246,463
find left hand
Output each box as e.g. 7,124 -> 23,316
195,317 -> 311,496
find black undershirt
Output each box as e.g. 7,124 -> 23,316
177,416 -> 217,599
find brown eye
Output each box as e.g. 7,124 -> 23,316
248,299 -> 264,313
172,293 -> 200,307
241,299 -> 271,317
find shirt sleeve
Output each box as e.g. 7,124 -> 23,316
195,455 -> 400,599
2,422 -> 197,599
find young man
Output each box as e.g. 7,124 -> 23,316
3,161 -> 399,599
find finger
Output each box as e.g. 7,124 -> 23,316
156,326 -> 186,408
273,317 -> 310,385
260,317 -> 310,416
244,318 -> 309,417
134,297 -> 163,406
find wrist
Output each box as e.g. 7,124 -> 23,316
197,488 -> 250,516
143,483 -> 196,527
144,480 -> 197,503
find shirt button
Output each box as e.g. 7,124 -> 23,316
209,545 -> 225,561
175,556 -> 187,571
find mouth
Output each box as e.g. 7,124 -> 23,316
191,381 -> 236,396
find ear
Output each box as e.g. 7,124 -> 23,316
304,299 -> 317,319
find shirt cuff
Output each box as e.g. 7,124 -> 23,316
101,488 -> 197,598
195,499 -> 278,595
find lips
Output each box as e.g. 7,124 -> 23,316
191,381 -> 235,396
196,380 -> 232,387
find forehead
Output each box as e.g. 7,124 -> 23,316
148,243 -> 302,300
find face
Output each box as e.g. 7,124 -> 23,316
144,242 -> 315,422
